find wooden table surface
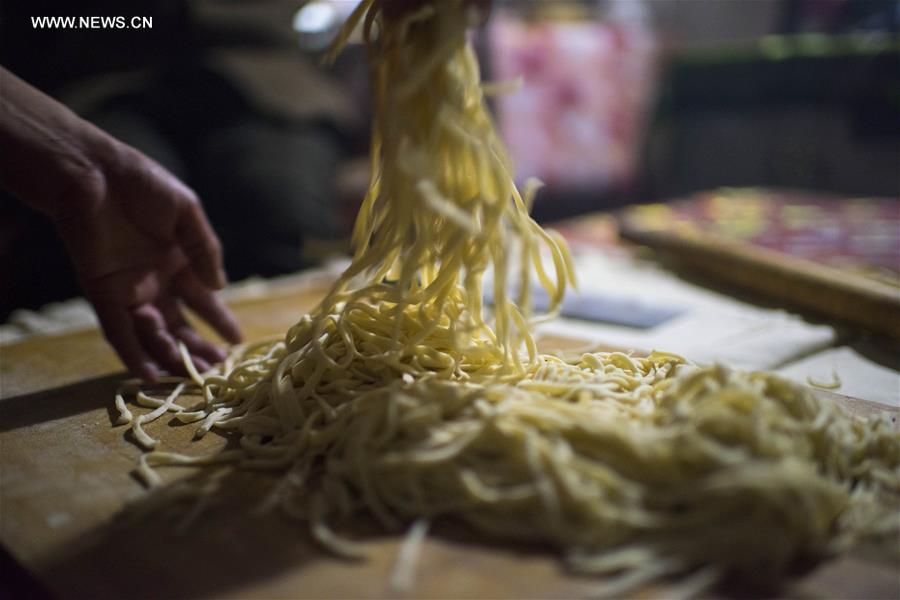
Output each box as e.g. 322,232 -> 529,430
1,278 -> 897,599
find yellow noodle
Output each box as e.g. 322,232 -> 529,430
389,518 -> 430,593
807,370 -> 842,390
114,392 -> 133,425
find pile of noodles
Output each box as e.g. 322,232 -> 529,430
118,0 -> 899,593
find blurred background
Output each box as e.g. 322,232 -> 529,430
483,0 -> 899,221
1,0 -> 898,321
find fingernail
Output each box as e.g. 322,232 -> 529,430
213,346 -> 227,362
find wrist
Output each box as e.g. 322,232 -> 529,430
44,123 -> 119,223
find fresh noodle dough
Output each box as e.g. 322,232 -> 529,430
118,0 -> 899,591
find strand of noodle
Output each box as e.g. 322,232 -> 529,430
114,392 -> 133,425
389,519 -> 430,594
136,391 -> 187,412
309,493 -> 367,559
131,383 -> 185,450
178,342 -> 206,386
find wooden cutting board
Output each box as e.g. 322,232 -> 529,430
1,280 -> 897,599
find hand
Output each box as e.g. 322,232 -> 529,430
0,67 -> 242,382
55,142 -> 243,381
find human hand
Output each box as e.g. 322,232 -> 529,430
0,67 -> 242,381
55,142 -> 243,382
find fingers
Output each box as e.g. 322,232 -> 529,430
175,270 -> 243,345
122,301 -> 222,379
156,296 -> 227,367
95,304 -> 160,382
97,299 -> 221,382
173,326 -> 223,369
132,304 -> 188,376
176,197 -> 228,290
90,264 -> 239,381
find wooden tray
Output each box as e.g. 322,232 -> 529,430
617,191 -> 900,338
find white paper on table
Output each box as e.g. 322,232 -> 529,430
536,249 -> 836,371
776,347 -> 900,408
